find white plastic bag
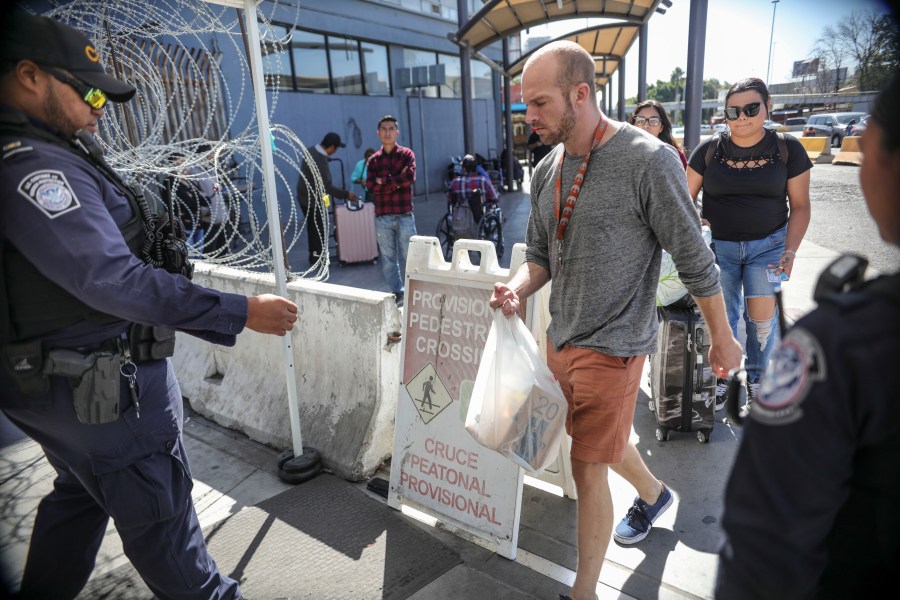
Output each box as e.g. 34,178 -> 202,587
657,225 -> 713,306
465,311 -> 567,473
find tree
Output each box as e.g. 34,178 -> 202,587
813,25 -> 850,92
815,8 -> 899,92
837,9 -> 881,90
868,12 -> 900,90
670,67 -> 685,124
626,76 -> 728,125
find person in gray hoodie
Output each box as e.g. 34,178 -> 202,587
489,41 -> 743,600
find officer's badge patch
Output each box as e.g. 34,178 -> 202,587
753,327 -> 827,426
17,170 -> 81,219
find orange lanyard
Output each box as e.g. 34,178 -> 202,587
554,117 -> 606,245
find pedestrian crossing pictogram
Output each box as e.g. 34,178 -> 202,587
405,362 -> 452,424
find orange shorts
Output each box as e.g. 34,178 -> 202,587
546,344 -> 646,464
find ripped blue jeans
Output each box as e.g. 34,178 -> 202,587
712,225 -> 786,383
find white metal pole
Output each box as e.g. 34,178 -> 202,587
243,0 -> 304,456
766,0 -> 780,86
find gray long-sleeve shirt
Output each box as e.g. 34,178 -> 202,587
526,124 -> 720,356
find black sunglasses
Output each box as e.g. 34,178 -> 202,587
724,102 -> 762,121
42,66 -> 108,109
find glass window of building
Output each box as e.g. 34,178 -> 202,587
260,24 -> 293,91
361,42 -> 391,96
402,48 -> 438,98
292,30 -> 330,94
377,0 -> 479,20
437,53 -> 461,99
471,60 -> 493,99
329,36 -> 363,95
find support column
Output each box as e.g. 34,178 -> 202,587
684,0 -> 709,152
638,23 -> 648,101
503,37 -> 515,191
458,0 -> 474,154
618,57 -> 626,121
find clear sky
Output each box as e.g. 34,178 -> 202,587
522,0 -> 893,99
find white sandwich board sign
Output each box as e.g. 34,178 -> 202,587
388,237 -> 531,558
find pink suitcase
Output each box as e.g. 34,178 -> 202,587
333,201 -> 379,264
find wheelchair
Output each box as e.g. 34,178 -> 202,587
435,189 -> 504,261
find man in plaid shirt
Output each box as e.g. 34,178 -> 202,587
448,154 -> 499,224
366,115 -> 417,304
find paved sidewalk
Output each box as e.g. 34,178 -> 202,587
1,173 -> 847,599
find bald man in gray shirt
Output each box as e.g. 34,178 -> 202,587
490,41 -> 743,600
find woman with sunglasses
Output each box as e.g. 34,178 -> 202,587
686,77 -> 812,412
631,100 -> 687,169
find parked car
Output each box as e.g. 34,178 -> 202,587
763,120 -> 780,131
802,112 -> 867,147
848,115 -> 870,137
672,126 -> 685,138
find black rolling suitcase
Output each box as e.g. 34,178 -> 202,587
648,305 -> 716,443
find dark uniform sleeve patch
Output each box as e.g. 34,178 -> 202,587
753,327 -> 827,426
17,170 -> 81,219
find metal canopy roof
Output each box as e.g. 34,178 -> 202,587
506,23 -> 639,84
456,0 -> 660,52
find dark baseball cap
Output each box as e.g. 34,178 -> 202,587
0,13 -> 136,102
321,132 -> 345,148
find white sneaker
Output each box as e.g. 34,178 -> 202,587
742,382 -> 760,418
714,379 -> 728,412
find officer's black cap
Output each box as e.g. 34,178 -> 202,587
0,12 -> 136,102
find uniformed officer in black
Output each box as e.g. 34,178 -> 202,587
716,74 -> 900,599
0,12 -> 299,600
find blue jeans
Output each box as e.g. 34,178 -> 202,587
713,225 -> 786,382
375,213 -> 417,295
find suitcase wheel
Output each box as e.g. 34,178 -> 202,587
696,429 -> 710,444
655,427 -> 668,442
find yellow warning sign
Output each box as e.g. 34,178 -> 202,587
405,362 -> 452,424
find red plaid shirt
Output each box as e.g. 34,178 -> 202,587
449,172 -> 498,207
365,144 -> 416,216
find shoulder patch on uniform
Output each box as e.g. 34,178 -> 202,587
753,327 -> 827,426
2,140 -> 33,160
17,170 -> 81,219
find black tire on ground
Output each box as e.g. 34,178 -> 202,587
277,449 -> 294,469
281,446 -> 322,473
435,212 -> 454,260
479,214 -> 503,260
278,460 -> 322,484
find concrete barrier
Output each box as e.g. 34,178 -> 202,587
171,262 -> 402,481
797,136 -> 833,164
833,136 -> 863,166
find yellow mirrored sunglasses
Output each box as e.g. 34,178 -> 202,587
43,67 -> 108,109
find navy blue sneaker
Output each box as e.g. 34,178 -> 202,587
613,484 -> 673,544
